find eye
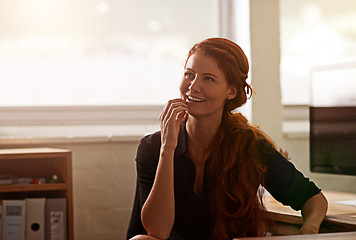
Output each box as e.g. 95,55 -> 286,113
184,72 -> 194,80
204,76 -> 215,82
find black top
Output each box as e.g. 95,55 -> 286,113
127,125 -> 321,240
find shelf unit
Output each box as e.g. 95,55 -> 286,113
0,148 -> 73,240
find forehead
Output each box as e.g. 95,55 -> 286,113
185,53 -> 223,75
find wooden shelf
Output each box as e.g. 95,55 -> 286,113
0,183 -> 68,193
0,148 -> 73,240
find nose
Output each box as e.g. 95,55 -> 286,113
188,75 -> 201,92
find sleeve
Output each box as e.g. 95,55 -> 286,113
126,133 -> 161,239
261,144 -> 321,211
135,134 -> 160,207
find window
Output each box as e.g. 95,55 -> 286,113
280,0 -> 356,105
0,0 -> 218,106
0,0 -> 252,141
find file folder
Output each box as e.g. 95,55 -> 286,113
2,199 -> 25,240
26,198 -> 45,240
45,198 -> 67,240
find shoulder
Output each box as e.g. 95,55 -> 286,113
255,137 -> 277,159
255,136 -> 293,175
136,130 -> 162,165
140,130 -> 161,148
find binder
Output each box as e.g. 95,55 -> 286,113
45,198 -> 67,240
26,198 -> 45,240
2,200 -> 25,240
0,205 -> 2,240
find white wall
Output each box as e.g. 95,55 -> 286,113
250,0 -> 283,144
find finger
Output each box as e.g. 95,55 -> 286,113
165,105 -> 188,126
176,110 -> 187,122
161,106 -> 187,133
166,102 -> 188,121
180,111 -> 188,124
159,99 -> 186,122
160,100 -> 188,124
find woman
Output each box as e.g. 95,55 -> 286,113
127,38 -> 327,240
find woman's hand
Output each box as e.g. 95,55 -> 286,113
300,192 -> 328,235
299,224 -> 320,235
159,99 -> 188,150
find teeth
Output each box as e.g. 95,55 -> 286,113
187,96 -> 205,102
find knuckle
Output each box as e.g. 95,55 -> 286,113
167,99 -> 175,105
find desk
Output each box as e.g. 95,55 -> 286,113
264,191 -> 356,235
234,231 -> 356,240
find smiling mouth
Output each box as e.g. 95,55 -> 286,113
187,96 -> 206,102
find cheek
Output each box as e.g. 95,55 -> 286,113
211,89 -> 228,103
179,80 -> 189,94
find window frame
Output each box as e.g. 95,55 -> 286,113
0,105 -> 163,126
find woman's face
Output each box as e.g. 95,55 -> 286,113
180,53 -> 236,119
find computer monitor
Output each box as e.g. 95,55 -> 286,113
309,61 -> 356,176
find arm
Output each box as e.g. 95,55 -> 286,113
300,192 -> 328,234
141,149 -> 175,239
261,145 -> 327,234
141,99 -> 188,240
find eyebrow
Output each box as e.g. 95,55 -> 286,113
204,73 -> 219,79
185,68 -> 219,79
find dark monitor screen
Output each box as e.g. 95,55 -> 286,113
309,62 -> 356,176
310,106 -> 356,176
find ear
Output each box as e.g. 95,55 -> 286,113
227,86 -> 237,100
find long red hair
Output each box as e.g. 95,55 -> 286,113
186,38 -> 271,239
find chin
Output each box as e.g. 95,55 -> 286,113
186,109 -> 202,117
187,107 -> 224,120
186,109 -> 211,118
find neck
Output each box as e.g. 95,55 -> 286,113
186,114 -> 222,152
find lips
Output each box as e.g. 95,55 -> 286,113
186,95 -> 206,102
